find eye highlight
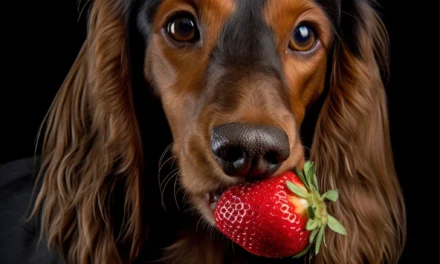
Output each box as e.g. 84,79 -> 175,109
289,25 -> 317,52
166,13 -> 200,43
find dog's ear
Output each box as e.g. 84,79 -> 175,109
311,1 -> 406,263
32,0 -> 144,263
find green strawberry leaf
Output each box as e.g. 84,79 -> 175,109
322,190 -> 339,202
306,218 -> 318,230
287,181 -> 309,198
303,161 -> 312,177
305,162 -> 317,191
295,168 -> 308,189
313,172 -> 319,192
327,215 -> 347,235
309,227 -> 319,244
308,206 -> 316,220
293,243 -> 312,258
303,162 -> 313,186
314,224 -> 326,255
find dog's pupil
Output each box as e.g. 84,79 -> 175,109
172,17 -> 195,40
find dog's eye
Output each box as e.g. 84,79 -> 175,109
289,25 -> 316,52
166,14 -> 199,43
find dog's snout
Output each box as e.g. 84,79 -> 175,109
211,123 -> 290,179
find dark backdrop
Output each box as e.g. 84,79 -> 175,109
2,1 -> 439,263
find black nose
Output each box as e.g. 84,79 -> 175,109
211,123 -> 290,178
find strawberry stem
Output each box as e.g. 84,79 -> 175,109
289,161 -> 347,259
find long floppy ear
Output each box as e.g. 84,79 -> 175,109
32,0 -> 143,263
310,1 -> 406,263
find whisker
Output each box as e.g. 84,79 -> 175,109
158,156 -> 177,186
183,202 -> 198,213
195,216 -> 204,232
160,168 -> 180,210
170,155 -> 177,169
157,144 -> 175,186
157,143 -> 178,210
159,143 -> 174,167
160,167 -> 180,190
173,171 -> 181,210
302,144 -> 312,158
183,207 -> 193,213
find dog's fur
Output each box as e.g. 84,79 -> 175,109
32,0 -> 406,263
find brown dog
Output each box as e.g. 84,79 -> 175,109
32,0 -> 406,263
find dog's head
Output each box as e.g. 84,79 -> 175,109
33,0 -> 406,263
138,0 -> 333,223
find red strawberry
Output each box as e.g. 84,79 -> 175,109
214,161 -> 347,258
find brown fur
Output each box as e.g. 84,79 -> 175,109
310,5 -> 406,263
32,1 -> 143,263
32,0 -> 406,263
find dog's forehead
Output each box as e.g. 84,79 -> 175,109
194,0 -> 316,14
211,0 -> 278,68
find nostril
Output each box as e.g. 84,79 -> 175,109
222,146 -> 244,162
263,151 -> 280,165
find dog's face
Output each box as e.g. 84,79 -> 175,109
142,0 -> 332,224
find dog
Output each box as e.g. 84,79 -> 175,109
31,0 -> 407,263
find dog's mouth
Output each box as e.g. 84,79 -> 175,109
204,189 -> 226,211
196,187 -> 230,225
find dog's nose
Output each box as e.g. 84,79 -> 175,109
211,123 -> 290,179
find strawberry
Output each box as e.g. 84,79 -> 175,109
214,161 -> 347,258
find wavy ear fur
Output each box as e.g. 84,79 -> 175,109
32,0 -> 143,263
310,1 -> 406,263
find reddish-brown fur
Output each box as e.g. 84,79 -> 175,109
32,0 -> 406,263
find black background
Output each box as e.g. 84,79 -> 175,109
1,1 -> 439,263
